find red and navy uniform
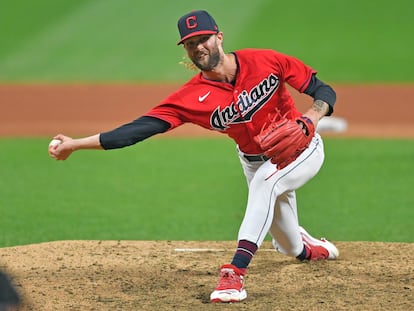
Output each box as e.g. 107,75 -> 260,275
100,49 -> 335,151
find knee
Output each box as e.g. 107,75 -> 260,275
273,239 -> 303,257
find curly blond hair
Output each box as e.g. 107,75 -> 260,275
179,56 -> 198,71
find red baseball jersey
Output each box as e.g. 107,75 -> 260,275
145,48 -> 316,154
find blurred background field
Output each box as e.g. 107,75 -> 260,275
0,0 -> 413,82
0,0 -> 413,247
1,138 -> 413,247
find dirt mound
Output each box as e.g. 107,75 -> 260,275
1,240 -> 412,310
1,84 -> 413,138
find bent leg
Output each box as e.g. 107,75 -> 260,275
269,191 -> 303,256
237,134 -> 325,247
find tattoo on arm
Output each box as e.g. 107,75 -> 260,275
313,100 -> 329,116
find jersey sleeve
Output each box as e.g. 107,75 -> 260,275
144,92 -> 185,130
274,51 -> 317,93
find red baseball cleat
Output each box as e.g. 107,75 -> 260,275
210,264 -> 247,303
299,226 -> 339,260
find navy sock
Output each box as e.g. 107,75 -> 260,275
231,240 -> 258,269
296,244 -> 308,261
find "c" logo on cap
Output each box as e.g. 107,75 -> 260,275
186,16 -> 197,29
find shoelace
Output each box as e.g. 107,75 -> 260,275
217,269 -> 242,289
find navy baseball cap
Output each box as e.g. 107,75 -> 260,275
177,10 -> 219,45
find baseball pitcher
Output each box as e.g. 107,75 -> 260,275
49,10 -> 339,303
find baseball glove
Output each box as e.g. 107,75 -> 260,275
254,111 -> 315,169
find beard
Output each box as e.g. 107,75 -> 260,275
190,44 -> 221,71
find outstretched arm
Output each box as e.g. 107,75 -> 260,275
48,134 -> 102,160
48,116 -> 170,161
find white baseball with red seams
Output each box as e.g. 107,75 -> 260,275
48,139 -> 62,147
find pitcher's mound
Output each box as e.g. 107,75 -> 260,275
1,240 -> 412,310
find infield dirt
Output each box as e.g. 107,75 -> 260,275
1,240 -> 413,311
0,84 -> 413,310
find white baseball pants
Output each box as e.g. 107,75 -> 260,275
237,133 -> 324,257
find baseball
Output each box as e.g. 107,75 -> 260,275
48,139 -> 62,147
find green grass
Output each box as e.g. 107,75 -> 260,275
1,137 -> 413,247
297,139 -> 414,241
0,0 -> 413,82
1,1 -> 412,248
